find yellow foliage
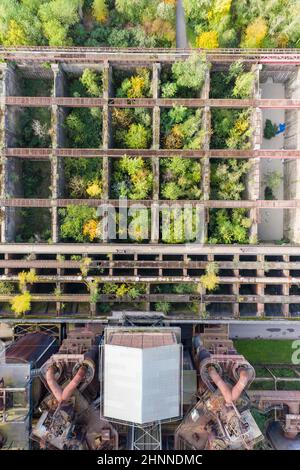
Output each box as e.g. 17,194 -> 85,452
243,18 -> 267,48
5,20 -> 27,46
196,31 -> 219,49
116,283 -> 128,298
18,269 -> 37,291
83,219 -> 99,241
164,0 -> 176,5
200,262 -> 220,291
92,0 -> 108,24
127,76 -> 146,99
10,291 -> 31,317
86,181 -> 102,198
207,0 -> 232,23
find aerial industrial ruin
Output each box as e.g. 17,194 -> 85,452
0,48 -> 299,322
0,324 -> 299,450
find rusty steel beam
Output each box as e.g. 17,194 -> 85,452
2,96 -> 105,107
5,148 -> 300,159
1,198 -> 299,209
0,293 -> 299,303
1,47 -> 300,65
3,96 -> 300,109
0,259 -> 299,270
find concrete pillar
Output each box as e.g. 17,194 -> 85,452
257,254 -> 265,317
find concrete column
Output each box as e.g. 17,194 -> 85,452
257,254 -> 265,317
102,61 -> 111,243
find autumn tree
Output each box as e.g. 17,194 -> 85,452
196,31 -> 219,48
92,0 -> 108,24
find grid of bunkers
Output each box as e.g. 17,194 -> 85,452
1,47 -> 300,321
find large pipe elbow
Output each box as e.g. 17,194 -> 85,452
61,366 -> 86,403
46,365 -> 63,403
231,369 -> 250,402
208,367 -> 233,405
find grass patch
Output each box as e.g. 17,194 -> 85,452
234,339 -> 294,364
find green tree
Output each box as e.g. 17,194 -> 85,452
59,205 -> 98,242
92,0 -> 108,24
124,123 -> 150,149
172,53 -> 207,91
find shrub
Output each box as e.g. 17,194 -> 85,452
112,156 -> 153,199
211,159 -> 250,200
161,106 -> 206,150
200,262 -> 219,291
116,68 -> 151,98
64,158 -> 102,198
92,0 -> 109,24
211,109 -> 252,149
172,53 -> 207,90
112,108 -> 152,149
264,119 -> 278,139
242,18 -> 268,48
10,291 -> 31,317
161,157 -> 202,199
64,107 -> 102,148
209,208 -> 251,244
155,301 -> 171,314
125,123 -> 150,149
60,205 -> 99,242
161,208 -> 199,243
196,30 -> 219,48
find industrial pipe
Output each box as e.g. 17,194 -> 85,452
208,367 -> 251,405
231,369 -> 251,402
45,364 -> 86,403
61,366 -> 86,402
208,367 -> 233,405
45,365 -> 63,403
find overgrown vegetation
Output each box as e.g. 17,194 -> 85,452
15,208 -> 51,242
111,156 -> 153,199
112,108 -> 152,149
161,208 -> 200,244
103,282 -> 146,299
210,61 -> 255,99
183,0 -> 300,48
64,158 -> 102,198
114,68 -> 151,98
211,109 -> 252,149
0,0 -> 176,48
161,106 -> 206,150
10,269 -> 37,317
64,107 -> 102,148
67,68 -> 103,97
160,53 -> 208,98
59,205 -> 100,242
160,157 -> 202,200
210,159 -> 250,200
209,208 -> 251,244
16,107 -> 52,148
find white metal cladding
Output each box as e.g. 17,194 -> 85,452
103,343 -> 181,424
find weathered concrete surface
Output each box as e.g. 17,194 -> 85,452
230,323 -> 300,339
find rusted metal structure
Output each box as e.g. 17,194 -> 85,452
0,332 -> 58,449
0,48 -> 300,320
175,325 -> 263,450
31,327 -> 118,450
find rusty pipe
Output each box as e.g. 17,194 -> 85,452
61,366 -> 86,403
45,365 -> 63,403
231,369 -> 250,402
208,367 -> 233,405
